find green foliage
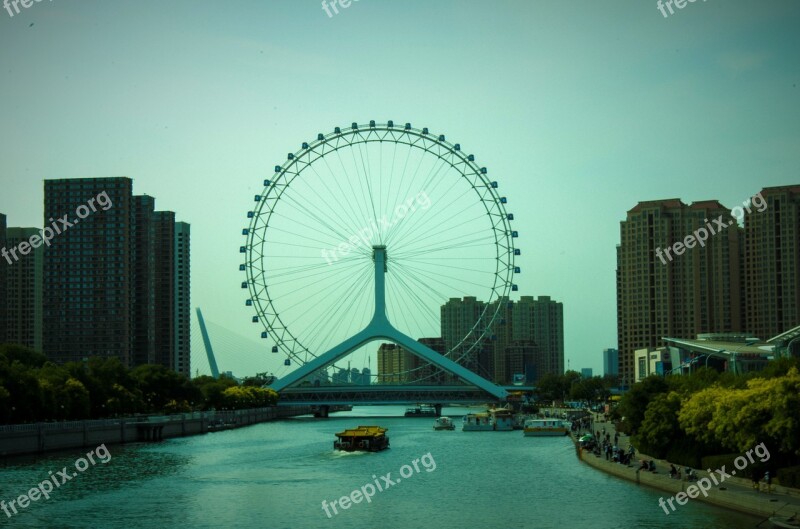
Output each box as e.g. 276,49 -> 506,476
220,386 -> 278,409
615,375 -> 668,435
679,368 -> 800,456
0,345 -> 279,424
777,465 -> 800,488
633,391 -> 682,458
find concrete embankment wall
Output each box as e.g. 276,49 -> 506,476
0,406 -> 312,458
576,444 -> 796,519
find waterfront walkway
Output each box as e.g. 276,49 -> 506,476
572,411 -> 800,522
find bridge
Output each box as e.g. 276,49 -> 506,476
276,385 -> 535,406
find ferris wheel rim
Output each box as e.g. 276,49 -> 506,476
243,121 -> 517,376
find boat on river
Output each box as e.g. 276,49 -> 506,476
462,409 -> 514,431
523,419 -> 569,437
333,426 -> 390,452
433,416 -> 455,430
405,405 -> 437,417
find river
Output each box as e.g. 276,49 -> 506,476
0,406 -> 761,528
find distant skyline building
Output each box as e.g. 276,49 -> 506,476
616,198 -> 743,386
602,348 -> 619,377
3,227 -> 43,351
581,368 -> 593,378
439,295 -> 564,385
744,186 -> 800,340
517,295 -> 564,379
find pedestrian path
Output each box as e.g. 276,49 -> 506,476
572,411 -> 800,521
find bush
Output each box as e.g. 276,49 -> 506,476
663,437 -> 705,468
777,466 -> 800,488
701,454 -> 760,479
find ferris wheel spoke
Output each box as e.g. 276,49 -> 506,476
390,207 -> 487,254
279,262 -> 372,349
302,269 -> 373,354
306,155 -> 369,236
280,173 -> 365,245
393,259 -> 494,298
392,232 -> 497,260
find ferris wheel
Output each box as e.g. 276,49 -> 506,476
241,121 -> 518,385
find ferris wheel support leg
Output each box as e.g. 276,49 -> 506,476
269,328 -> 377,392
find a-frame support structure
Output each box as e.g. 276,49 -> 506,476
270,246 -> 508,400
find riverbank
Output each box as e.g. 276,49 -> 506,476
0,406 -> 314,458
572,411 -> 800,521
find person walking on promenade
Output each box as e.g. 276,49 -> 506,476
764,471 -> 772,493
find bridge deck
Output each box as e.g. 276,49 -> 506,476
275,385 -> 534,406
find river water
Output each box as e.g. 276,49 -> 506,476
1,406 -> 760,528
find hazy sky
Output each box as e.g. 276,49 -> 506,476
1,1 -> 798,378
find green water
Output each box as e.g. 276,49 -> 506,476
0,406 -> 762,528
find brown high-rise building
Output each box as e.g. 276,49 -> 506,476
43,178 -> 190,373
43,178 -> 135,364
616,199 -> 743,386
513,295 -> 564,380
439,295 -> 564,384
744,186 -> 800,339
153,211 -> 175,371
132,195 -> 156,366
174,222 -> 191,378
4,228 -> 43,351
441,296 -> 490,378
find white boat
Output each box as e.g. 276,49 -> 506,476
433,416 -> 455,430
462,410 -> 515,431
523,418 -> 569,437
462,413 -> 493,431
489,408 -> 514,431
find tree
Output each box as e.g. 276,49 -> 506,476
615,375 -> 669,435
634,391 -> 682,458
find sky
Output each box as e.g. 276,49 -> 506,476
0,1 -> 798,379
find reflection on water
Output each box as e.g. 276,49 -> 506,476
0,406 -> 761,529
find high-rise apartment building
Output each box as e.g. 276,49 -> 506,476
616,199 -> 743,385
174,222 -> 191,378
43,178 -> 135,364
43,177 -> 190,373
744,186 -> 800,340
132,195 -> 155,366
439,295 -> 564,384
441,296 -> 489,377
516,295 -> 564,378
4,228 -> 43,351
153,211 -> 175,371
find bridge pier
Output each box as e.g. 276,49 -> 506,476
434,404 -> 442,417
314,405 -> 330,418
